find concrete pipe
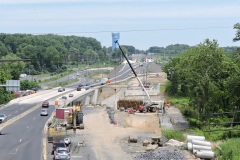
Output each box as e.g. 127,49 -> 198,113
187,142 -> 193,151
187,135 -> 205,142
193,144 -> 212,151
195,150 -> 215,159
192,139 -> 211,146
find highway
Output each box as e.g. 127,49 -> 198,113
0,63 -> 146,159
0,105 -> 55,160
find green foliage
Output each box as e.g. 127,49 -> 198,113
0,69 -> 13,104
20,80 -> 40,90
163,39 -> 240,116
233,23 -> 240,42
186,128 -> 204,136
0,33 -> 107,74
50,78 -> 79,88
148,44 -> 190,57
215,138 -> 240,160
188,118 -> 202,128
162,129 -> 186,141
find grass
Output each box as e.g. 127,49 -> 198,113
40,70 -> 75,84
49,78 -> 79,88
215,138 -> 240,160
85,70 -> 111,80
160,84 -> 166,94
162,129 -> 186,141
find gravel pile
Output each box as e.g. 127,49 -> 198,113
134,147 -> 187,160
106,106 -> 115,124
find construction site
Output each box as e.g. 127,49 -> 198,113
44,67 -> 208,160
44,53 -> 213,160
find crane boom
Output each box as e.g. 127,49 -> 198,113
115,40 -> 152,105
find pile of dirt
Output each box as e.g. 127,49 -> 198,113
118,113 -> 161,134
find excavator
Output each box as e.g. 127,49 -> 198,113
66,101 -> 84,130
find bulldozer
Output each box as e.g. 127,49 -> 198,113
66,101 -> 84,130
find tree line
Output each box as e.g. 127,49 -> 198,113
163,23 -> 240,132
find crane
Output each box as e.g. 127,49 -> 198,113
115,40 -> 160,112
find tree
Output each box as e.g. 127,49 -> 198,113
163,39 -> 239,115
233,23 -> 240,42
0,69 -> 13,104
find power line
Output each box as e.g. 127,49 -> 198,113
32,26 -> 232,35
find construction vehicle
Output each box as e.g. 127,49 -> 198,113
66,101 -> 84,130
116,40 -> 163,112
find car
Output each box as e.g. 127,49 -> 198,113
77,87 -> 81,91
40,108 -> 48,116
0,114 -> 7,123
52,142 -> 67,155
31,87 -> 38,92
58,87 -> 65,92
42,100 -> 49,108
54,147 -> 70,160
62,96 -> 67,100
78,84 -> 83,87
69,94 -> 74,97
64,137 -> 71,146
58,88 -> 64,92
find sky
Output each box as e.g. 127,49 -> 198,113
0,0 -> 240,50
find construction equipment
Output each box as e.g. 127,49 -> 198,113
66,101 -> 84,130
116,41 -> 163,112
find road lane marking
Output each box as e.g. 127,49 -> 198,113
33,118 -> 35,120
19,139 -> 22,142
27,126 -> 29,128
16,148 -> 18,152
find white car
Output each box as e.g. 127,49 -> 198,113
54,147 -> 70,160
0,114 -> 7,123
64,137 -> 71,146
40,109 -> 48,116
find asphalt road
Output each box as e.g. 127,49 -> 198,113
0,104 -> 55,160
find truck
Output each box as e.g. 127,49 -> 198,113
100,78 -> 108,85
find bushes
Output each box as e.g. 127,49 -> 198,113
162,129 -> 185,141
215,138 -> 240,160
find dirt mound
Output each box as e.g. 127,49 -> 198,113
125,114 -> 161,134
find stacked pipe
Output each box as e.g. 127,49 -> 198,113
187,135 -> 215,159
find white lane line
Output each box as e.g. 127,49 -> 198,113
16,148 -> 18,152
27,126 -> 29,129
33,118 -> 35,120
19,139 -> 22,142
